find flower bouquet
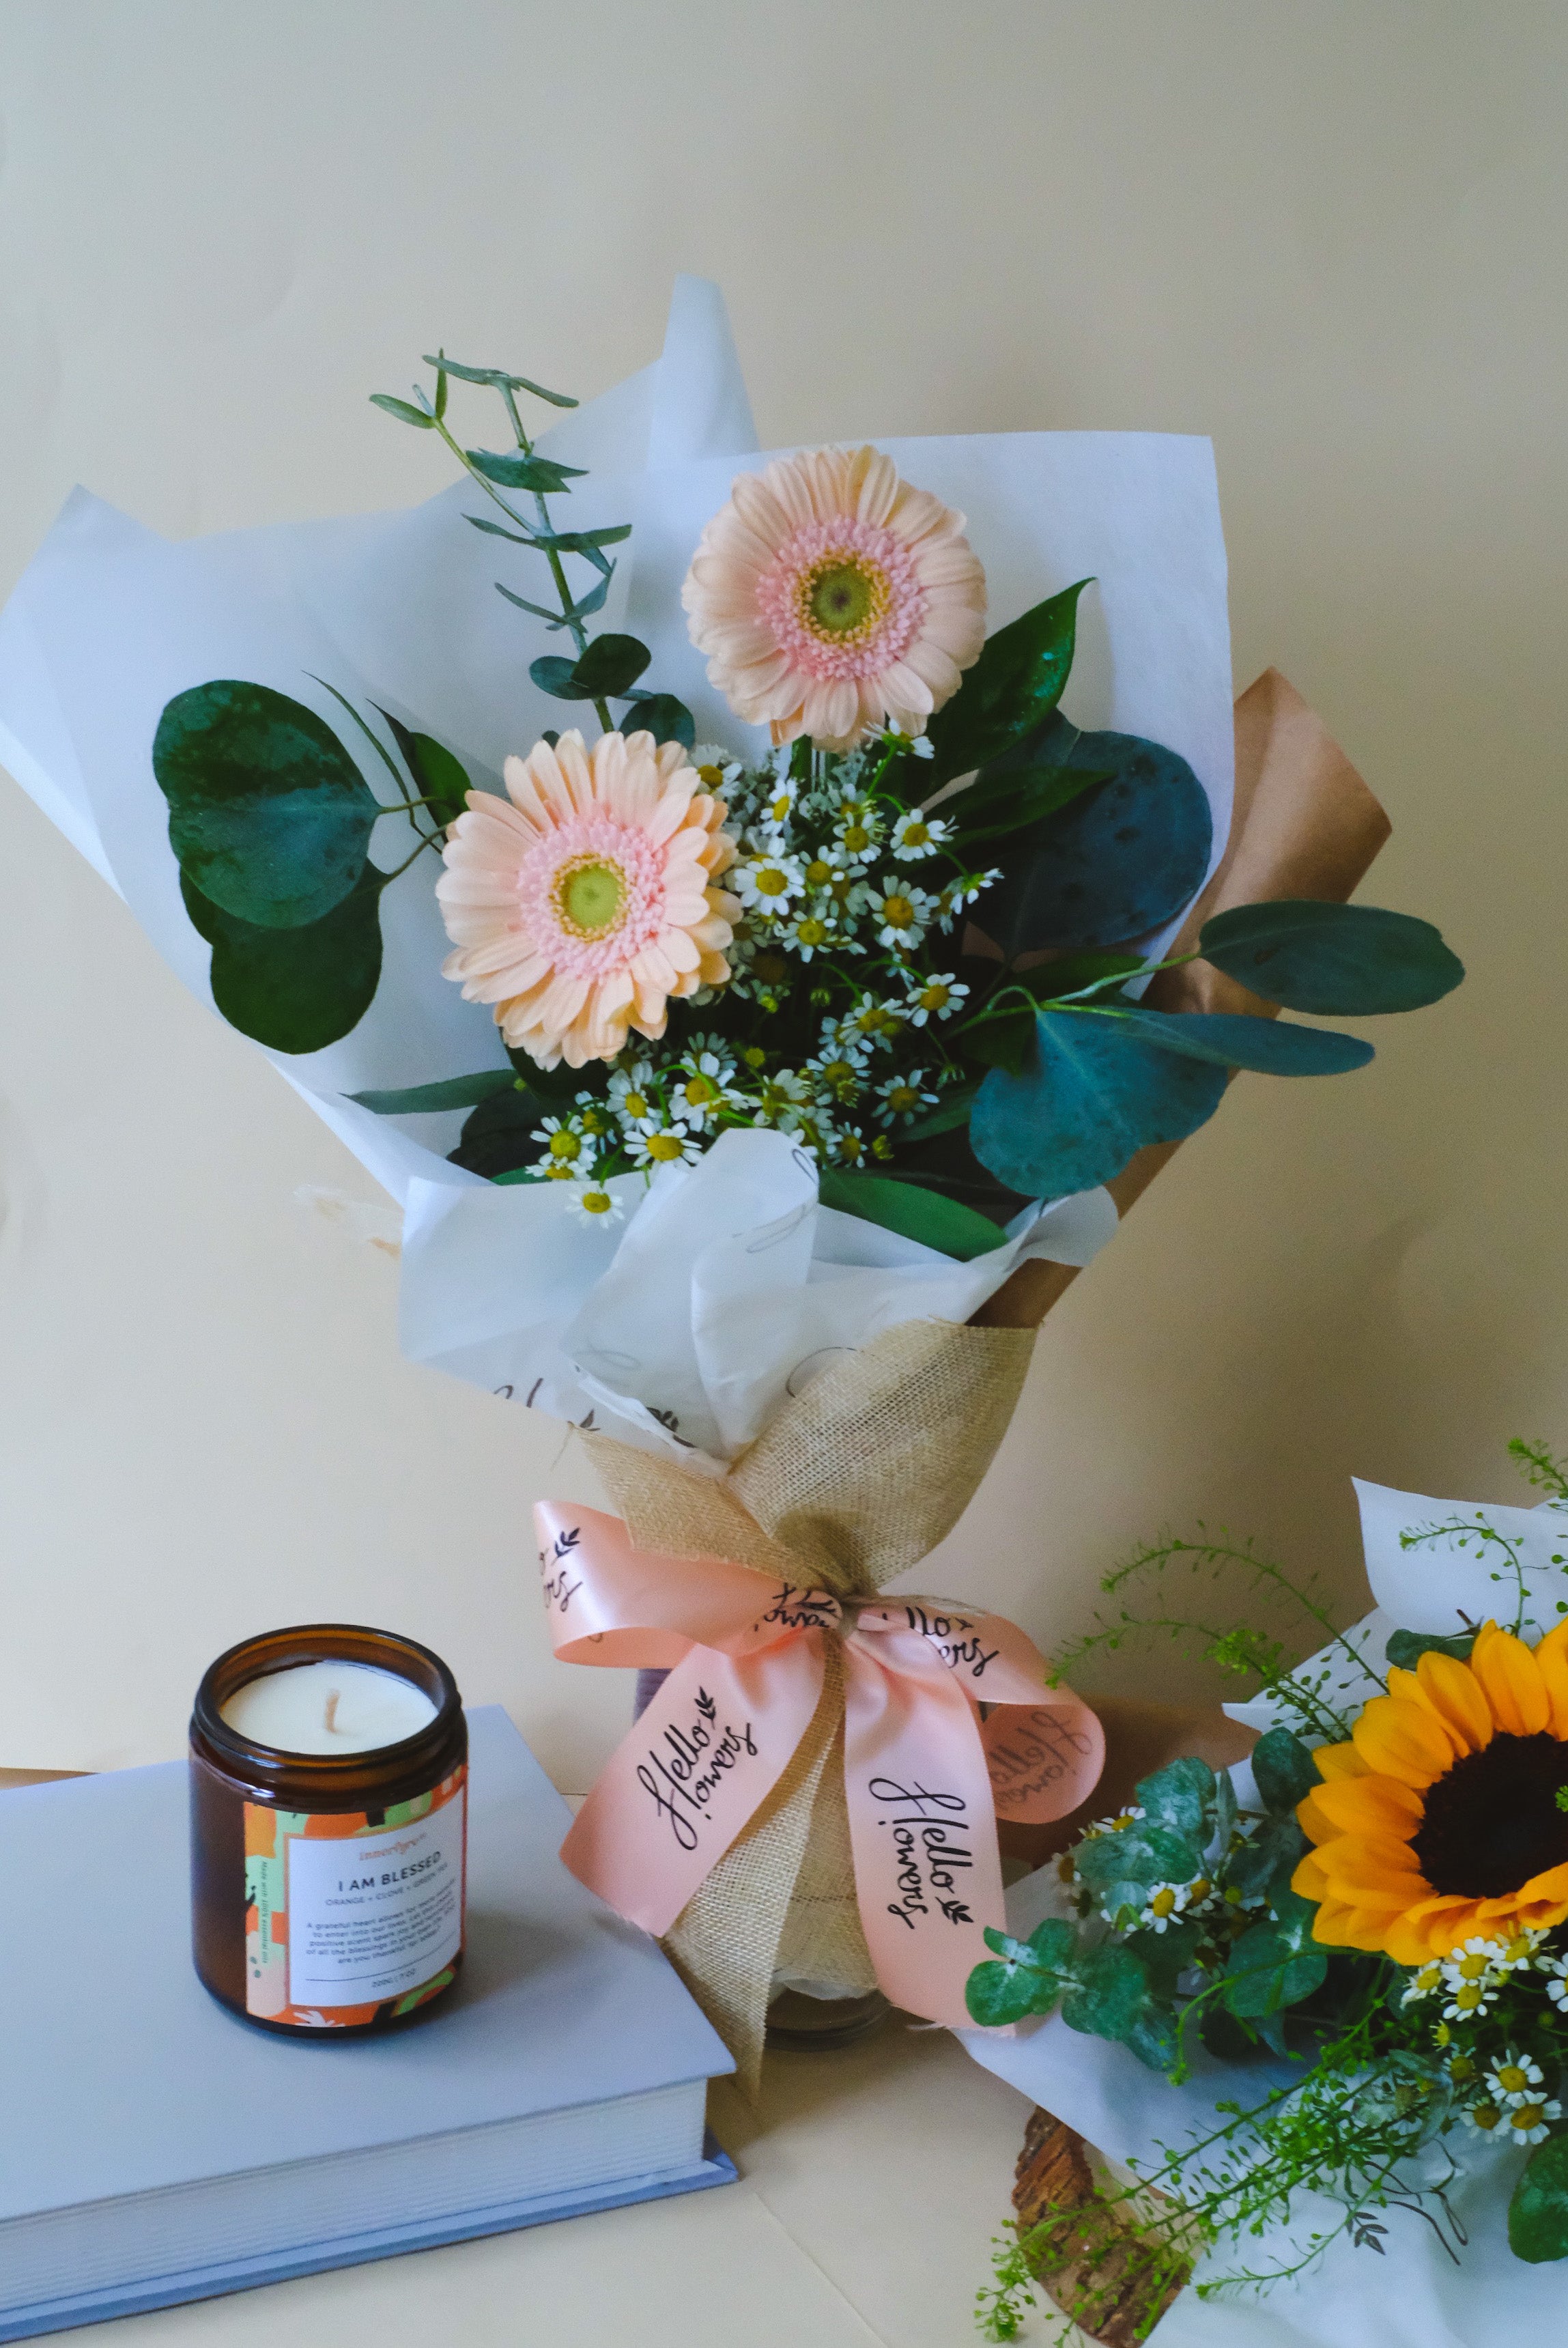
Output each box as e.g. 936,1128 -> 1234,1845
965,1445 -> 1568,2346
0,280 -> 1462,2087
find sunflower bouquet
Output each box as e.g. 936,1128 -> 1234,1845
968,1443 -> 1568,2343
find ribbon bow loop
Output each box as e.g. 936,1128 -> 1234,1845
535,1500 -> 1104,2028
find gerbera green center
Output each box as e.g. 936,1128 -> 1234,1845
1414,1731 -> 1568,1897
804,556 -> 887,642
554,854 -> 627,939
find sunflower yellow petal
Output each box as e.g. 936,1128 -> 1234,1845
1470,1624 -> 1550,1735
1413,1650 -> 1496,1754
1308,1774 -> 1425,1839
1351,1695 -> 1456,1787
1313,1741 -> 1368,1783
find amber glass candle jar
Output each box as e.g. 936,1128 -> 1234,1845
190,1624 -> 467,2036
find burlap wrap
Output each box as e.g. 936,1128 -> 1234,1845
587,1316 -> 1038,2092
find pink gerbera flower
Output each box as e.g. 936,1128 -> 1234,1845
436,731 -> 739,1070
681,445 -> 986,752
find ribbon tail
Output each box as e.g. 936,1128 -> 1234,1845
840,1643 -> 1006,2027
561,1635 -> 826,1936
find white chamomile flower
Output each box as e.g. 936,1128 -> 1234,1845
732,848 -> 806,914
1401,1962 -> 1444,2006
889,808 -> 954,860
875,1069 -> 939,1127
609,1064 -> 660,1131
904,972 -> 970,1026
808,1040 -> 869,1103
753,1069 -> 810,1131
564,1177 -> 624,1227
832,803 -> 883,864
671,1046 -> 740,1129
1497,1927 -> 1549,1970
629,1121 -> 702,1170
937,868 -> 1002,923
1509,2098 -> 1561,2147
845,998 -> 907,1048
689,744 -> 741,791
758,772 -> 799,830
1486,2052 -> 1547,2108
1459,2097 -> 1505,2138
1137,1883 -> 1191,1934
532,1112 -> 592,1173
868,881 -> 937,950
831,1125 -> 869,1167
1083,1806 -> 1146,1840
1542,1953 -> 1568,2011
781,907 -> 836,960
877,726 -> 936,764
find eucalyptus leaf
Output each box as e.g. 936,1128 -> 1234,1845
467,515 -> 534,544
924,580 -> 1091,787
348,1071 -> 517,1115
371,705 -> 471,828
1120,2002 -> 1182,2074
970,1007 -> 1229,1198
1074,1824 -> 1201,1889
182,868 -> 382,1053
369,393 -> 436,429
621,692 -> 696,750
1385,1628 -> 1477,1669
1223,1919 -> 1328,2017
427,357 -> 578,405
1060,1944 -> 1150,2042
467,449 -> 585,492
817,1167 -> 1009,1262
571,632 -> 651,696
1136,1755 -> 1216,1845
448,1085 -> 552,1178
1509,2132 -> 1568,2262
1251,1727 -> 1321,1815
965,1957 -> 1059,2028
975,715 -> 1214,957
1199,900 -> 1465,1016
943,761 -> 1110,849
153,680 -> 382,928
1105,1006 -> 1374,1077
499,586 -> 576,627
530,655 -> 599,701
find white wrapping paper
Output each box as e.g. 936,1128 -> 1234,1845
0,277 -> 1234,1447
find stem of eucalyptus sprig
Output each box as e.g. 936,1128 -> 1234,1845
423,372 -> 616,736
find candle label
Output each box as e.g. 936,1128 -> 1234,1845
242,1766 -> 467,2027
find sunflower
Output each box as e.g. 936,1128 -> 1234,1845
1294,1621 -> 1568,1964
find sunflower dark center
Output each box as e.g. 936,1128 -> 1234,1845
1414,1733 -> 1568,1896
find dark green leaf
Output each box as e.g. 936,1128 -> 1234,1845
944,762 -> 1111,849
558,574 -> 613,627
369,393 -> 436,429
432,355 -> 448,421
970,1007 -> 1228,1197
817,1167 -> 1009,1261
153,681 -> 382,928
1386,1628 -> 1476,1669
1509,2132 -> 1568,2262
924,581 -> 1091,787
1120,2001 -> 1182,2074
621,692 -> 696,750
1223,1918 -> 1328,2017
1123,1919 -> 1203,2001
1225,1813 -> 1307,1905
467,449 -> 585,492
448,1084 -> 553,1178
1060,1944 -> 1150,2041
965,1956 -> 1060,2027
1251,1728 -> 1320,1814
347,1071 -> 517,1115
182,868 -> 382,1053
530,655 -> 599,701
1136,1755 -> 1216,1845
1012,952 -> 1148,1000
1200,2004 -> 1271,2062
1199,900 -> 1465,1017
371,705 -> 471,828
1074,1824 -> 1201,1889
571,632 -> 652,696
1107,1006 -> 1374,1077
427,357 -> 578,405
896,1085 -> 980,1144
499,585 -> 576,627
975,716 -> 1214,958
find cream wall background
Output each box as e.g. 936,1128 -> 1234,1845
1,1 -> 1563,1778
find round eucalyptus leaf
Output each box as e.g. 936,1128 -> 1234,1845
182,867 -> 382,1053
976,716 -> 1213,957
970,1008 -> 1228,1198
154,681 -> 382,929
1111,1006 -> 1373,1075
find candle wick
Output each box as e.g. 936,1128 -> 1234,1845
324,1688 -> 342,1737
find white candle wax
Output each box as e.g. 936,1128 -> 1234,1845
219,1659 -> 438,1755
